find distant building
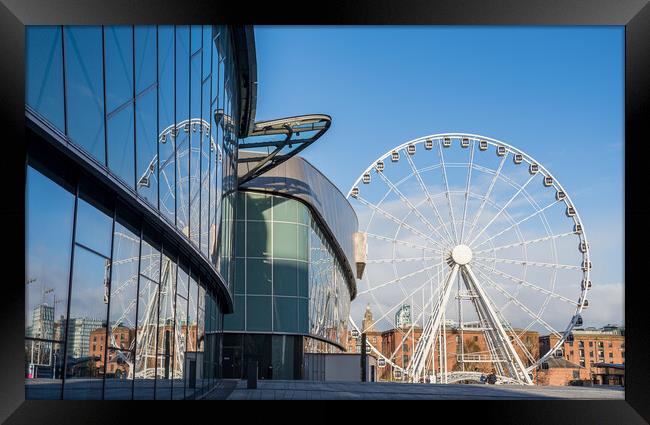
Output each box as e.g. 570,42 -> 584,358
539,324 -> 625,386
63,318 -> 106,359
395,305 -> 412,329
26,304 -> 54,340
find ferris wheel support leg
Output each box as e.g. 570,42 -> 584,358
408,264 -> 459,382
462,264 -> 533,385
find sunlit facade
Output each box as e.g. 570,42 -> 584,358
25,25 -> 253,399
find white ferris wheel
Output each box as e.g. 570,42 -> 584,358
347,133 -> 591,385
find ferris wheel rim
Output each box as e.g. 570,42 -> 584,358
346,132 -> 591,379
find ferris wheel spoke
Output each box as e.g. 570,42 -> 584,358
467,174 -> 536,247
364,271 -> 442,333
404,153 -> 456,245
366,256 -> 440,264
437,141 -> 459,243
459,141 -> 476,243
474,256 -> 581,270
473,231 -> 576,255
357,262 -> 441,295
472,266 -> 562,338
464,153 -> 508,246
473,260 -> 579,306
375,169 -> 453,248
472,199 -> 561,250
365,232 -> 443,255
355,195 -> 447,250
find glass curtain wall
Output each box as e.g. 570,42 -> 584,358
225,191 -> 351,349
25,25 -> 240,291
25,166 -> 223,399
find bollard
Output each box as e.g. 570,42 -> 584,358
247,361 -> 258,389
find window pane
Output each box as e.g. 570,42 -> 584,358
104,26 -> 133,114
246,296 -> 271,332
75,197 -> 113,257
189,51 -> 202,247
273,196 -> 298,223
176,26 -> 190,236
158,25 -> 175,225
104,348 -> 134,399
246,221 -> 271,258
64,26 -> 105,163
25,340 -> 63,399
64,246 -> 109,400
135,89 -> 158,207
246,258 -> 272,295
26,26 -> 65,130
223,295 -> 245,331
185,276 -> 198,399
273,222 -> 298,259
273,297 -> 298,333
107,103 -> 135,187
26,167 -> 74,342
202,25 -> 211,79
273,259 -> 297,296
134,26 -> 156,94
172,265 -> 188,399
155,254 -> 176,400
107,220 -> 138,351
297,261 -> 308,298
246,192 -> 272,221
190,25 -> 202,54
200,79 -> 211,257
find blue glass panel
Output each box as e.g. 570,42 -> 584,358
26,26 -> 65,130
134,25 -> 156,94
107,103 -> 135,187
176,26 -> 190,236
189,52 -> 201,247
200,79 -> 211,257
190,25 -> 202,54
202,25 -> 211,80
223,295 -> 244,331
158,26 -> 175,225
64,26 -> 105,163
25,167 -> 74,341
135,89 -> 158,207
75,197 -> 113,257
104,26 -> 133,114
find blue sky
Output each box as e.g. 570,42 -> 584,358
254,26 -> 624,327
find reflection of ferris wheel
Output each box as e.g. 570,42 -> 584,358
347,133 -> 591,384
138,117 -> 223,241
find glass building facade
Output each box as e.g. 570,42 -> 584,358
222,188 -> 355,379
25,25 -> 251,399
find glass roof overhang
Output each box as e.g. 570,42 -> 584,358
233,114 -> 332,185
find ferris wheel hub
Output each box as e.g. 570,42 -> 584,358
451,244 -> 473,265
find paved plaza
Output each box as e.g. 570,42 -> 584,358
205,380 -> 625,400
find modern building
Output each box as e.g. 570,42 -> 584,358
25,24 -> 256,399
221,150 -> 359,379
26,23 -> 360,398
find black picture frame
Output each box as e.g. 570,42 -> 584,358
1,0 -> 648,423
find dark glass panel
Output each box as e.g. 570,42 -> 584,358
246,296 -> 272,332
273,297 -> 299,333
273,259 -> 298,297
25,26 -> 65,130
104,348 -> 134,399
223,295 -> 245,331
172,265 -> 188,399
104,25 -> 133,114
246,258 -> 272,295
64,26 -> 105,163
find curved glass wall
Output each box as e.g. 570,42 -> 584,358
224,191 -> 352,349
25,166 -> 223,399
25,25 -> 240,291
